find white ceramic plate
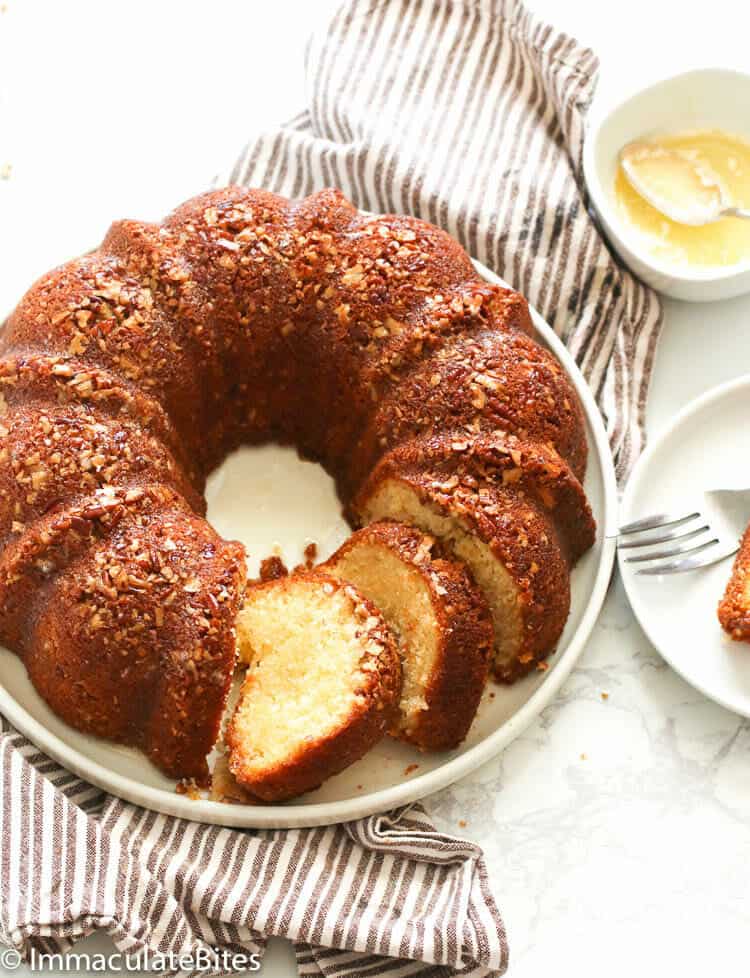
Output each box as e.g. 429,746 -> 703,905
0,260 -> 617,827
620,375 -> 750,717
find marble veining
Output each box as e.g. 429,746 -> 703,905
429,574 -> 750,976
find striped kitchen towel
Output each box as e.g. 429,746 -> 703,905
222,0 -> 663,479
0,719 -> 506,977
1,2 -> 658,977
0,717 -> 508,978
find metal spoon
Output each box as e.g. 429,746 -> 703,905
619,140 -> 750,226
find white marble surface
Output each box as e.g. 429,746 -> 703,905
2,1 -> 750,976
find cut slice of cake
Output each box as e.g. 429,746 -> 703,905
718,526 -> 750,640
324,521 -> 493,750
227,573 -> 401,802
352,431 -> 595,682
355,476 -> 568,683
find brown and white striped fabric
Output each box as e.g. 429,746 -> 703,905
0,719 -> 507,976
221,0 -> 663,479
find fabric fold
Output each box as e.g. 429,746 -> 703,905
1,721 -> 507,976
220,0 -> 662,479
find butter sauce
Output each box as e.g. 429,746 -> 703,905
615,130 -> 750,268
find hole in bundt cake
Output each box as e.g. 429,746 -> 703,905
205,444 -> 350,577
227,573 -> 401,802
323,521 -> 493,751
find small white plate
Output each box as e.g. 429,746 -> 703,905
0,261 -> 617,827
620,375 -> 750,716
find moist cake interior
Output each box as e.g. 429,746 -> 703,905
233,580 -> 384,772
326,540 -> 439,733
360,480 -> 523,670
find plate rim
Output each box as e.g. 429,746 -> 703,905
0,259 -> 618,828
619,372 -> 750,716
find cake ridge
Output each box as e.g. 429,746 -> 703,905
0,185 -> 595,779
348,327 -> 588,488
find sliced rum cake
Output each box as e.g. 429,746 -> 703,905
227,573 -> 401,802
324,522 -> 493,750
0,183 -> 594,780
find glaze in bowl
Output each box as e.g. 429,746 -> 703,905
584,68 -> 750,301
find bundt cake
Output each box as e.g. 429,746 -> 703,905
353,432 -> 595,682
324,521 -> 493,750
227,574 -> 401,801
0,184 -> 594,780
719,528 -> 750,640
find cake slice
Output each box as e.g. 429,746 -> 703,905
324,522 -> 493,750
353,432 -> 595,682
227,573 -> 401,801
718,527 -> 750,640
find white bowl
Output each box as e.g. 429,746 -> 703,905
583,68 -> 750,301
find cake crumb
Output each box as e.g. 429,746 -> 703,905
175,778 -> 202,800
257,555 -> 288,582
601,692 -> 609,701
489,691 -> 495,700
404,763 -> 419,776
292,542 -> 320,575
536,660 -> 549,672
210,755 -> 258,805
356,784 -> 363,791
0,163 -> 11,181
580,752 -> 587,761
458,819 -> 467,828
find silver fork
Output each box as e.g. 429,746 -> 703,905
619,487 -> 750,575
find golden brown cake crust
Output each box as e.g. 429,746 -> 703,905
718,527 -> 750,640
0,184 -> 592,777
350,329 -> 588,490
323,521 -> 493,750
356,430 -> 595,561
352,431 -> 595,681
226,573 -> 401,802
0,485 -> 246,781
